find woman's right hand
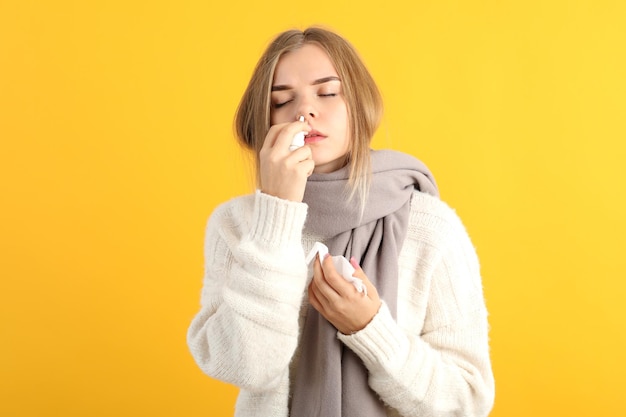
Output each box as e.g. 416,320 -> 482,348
259,120 -> 314,202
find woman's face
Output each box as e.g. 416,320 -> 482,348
270,44 -> 350,174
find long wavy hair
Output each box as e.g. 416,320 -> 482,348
234,27 -> 383,206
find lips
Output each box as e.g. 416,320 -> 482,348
304,129 -> 326,144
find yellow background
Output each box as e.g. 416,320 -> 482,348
1,1 -> 625,416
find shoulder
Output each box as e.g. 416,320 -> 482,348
408,191 -> 459,222
407,191 -> 470,245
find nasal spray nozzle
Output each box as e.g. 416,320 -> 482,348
289,116 -> 307,151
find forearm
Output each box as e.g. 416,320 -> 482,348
187,293 -> 303,390
339,303 -> 494,417
187,192 -> 309,390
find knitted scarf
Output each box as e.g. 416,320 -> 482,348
290,150 -> 439,417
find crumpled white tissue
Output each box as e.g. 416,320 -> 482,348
305,242 -> 367,295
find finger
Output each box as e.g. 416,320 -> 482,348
307,280 -> 327,314
291,157 -> 315,179
282,145 -> 313,173
260,122 -> 288,151
310,264 -> 338,314
273,120 -> 310,150
289,143 -> 313,162
307,282 -> 319,308
349,257 -> 379,298
304,158 -> 315,177
321,254 -> 356,296
349,256 -> 365,278
291,149 -> 315,177
313,255 -> 342,300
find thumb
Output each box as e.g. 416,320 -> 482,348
349,257 -> 379,298
349,256 -> 364,277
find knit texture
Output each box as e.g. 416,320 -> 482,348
187,190 -> 495,417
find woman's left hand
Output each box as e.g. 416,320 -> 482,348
308,255 -> 382,335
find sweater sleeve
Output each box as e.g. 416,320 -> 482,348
338,199 -> 495,417
187,191 -> 309,391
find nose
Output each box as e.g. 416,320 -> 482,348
296,96 -> 317,121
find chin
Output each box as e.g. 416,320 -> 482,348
313,158 -> 346,174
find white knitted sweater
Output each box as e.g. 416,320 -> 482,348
187,190 -> 495,417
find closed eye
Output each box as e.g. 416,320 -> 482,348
273,99 -> 293,109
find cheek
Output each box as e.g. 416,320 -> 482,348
327,99 -> 347,123
270,107 -> 290,126
333,104 -> 350,142
269,111 -> 279,126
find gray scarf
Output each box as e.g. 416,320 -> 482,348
290,150 -> 439,417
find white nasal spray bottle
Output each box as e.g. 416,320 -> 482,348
289,116 -> 307,151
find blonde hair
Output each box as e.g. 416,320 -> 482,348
234,27 -> 383,206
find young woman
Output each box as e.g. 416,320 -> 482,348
187,27 -> 495,417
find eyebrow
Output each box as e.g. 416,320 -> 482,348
271,76 -> 341,92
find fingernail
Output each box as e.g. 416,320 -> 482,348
349,257 -> 359,268
323,253 -> 330,260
